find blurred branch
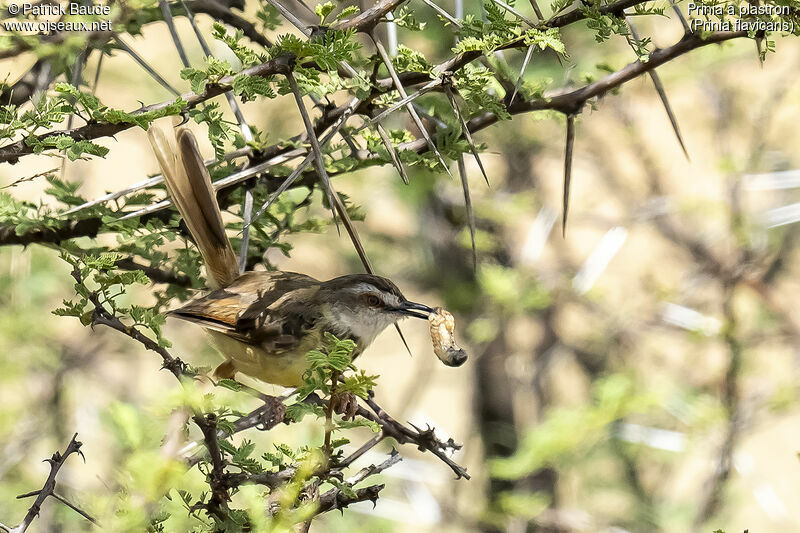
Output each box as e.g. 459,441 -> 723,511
694,285 -> 743,527
610,437 -> 661,531
187,0 -> 272,48
0,29 -> 111,61
192,414 -> 231,519
5,434 -> 91,533
0,218 -> 102,246
0,59 -> 55,106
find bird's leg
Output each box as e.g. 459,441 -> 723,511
213,359 -> 237,380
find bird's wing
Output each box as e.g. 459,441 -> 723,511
169,271 -> 320,351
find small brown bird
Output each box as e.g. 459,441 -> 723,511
148,123 -> 441,387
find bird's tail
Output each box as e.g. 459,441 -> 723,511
147,122 -> 238,289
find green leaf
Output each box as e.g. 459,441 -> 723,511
315,1 -> 335,24
217,379 -> 243,392
392,45 -> 432,74
285,402 -> 325,422
232,74 -> 276,102
212,22 -> 265,67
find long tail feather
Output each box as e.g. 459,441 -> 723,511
147,123 -> 238,288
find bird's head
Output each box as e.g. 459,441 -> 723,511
318,274 -> 433,346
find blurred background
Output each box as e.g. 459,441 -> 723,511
2,1 -> 800,531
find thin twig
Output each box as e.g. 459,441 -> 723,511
336,434 -> 384,469
14,491 -> 99,526
8,434 -> 86,533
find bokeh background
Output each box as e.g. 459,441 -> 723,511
2,1 -> 800,531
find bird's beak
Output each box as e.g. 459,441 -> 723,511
396,301 -> 434,319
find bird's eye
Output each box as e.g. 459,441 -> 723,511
362,294 -> 381,307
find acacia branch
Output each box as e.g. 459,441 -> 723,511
7,434 -> 86,533
0,0 -> 405,165
114,258 -> 193,287
193,414 -> 231,518
68,265 -> 191,378
0,0 -> 663,165
0,55 -> 291,165
188,0 -> 272,48
0,30 -> 749,248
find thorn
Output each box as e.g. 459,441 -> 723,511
375,122 -> 409,184
647,68 -> 689,161
92,51 -> 105,93
457,156 -> 478,273
248,152 -> 313,231
112,35 -> 181,97
756,37 -> 764,66
263,0 -> 311,36
356,78 -> 443,134
487,0 -> 537,27
286,70 -> 340,232
670,0 -> 691,33
395,323 -> 413,356
238,187 -> 254,273
372,35 -> 453,179
626,17 -> 689,161
445,87 -> 489,187
562,114 -> 575,237
510,44 -> 535,105
244,98 -> 361,231
158,0 -> 191,68
528,0 -> 544,20
419,0 -> 462,27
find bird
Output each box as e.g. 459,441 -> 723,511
147,122 -> 435,387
